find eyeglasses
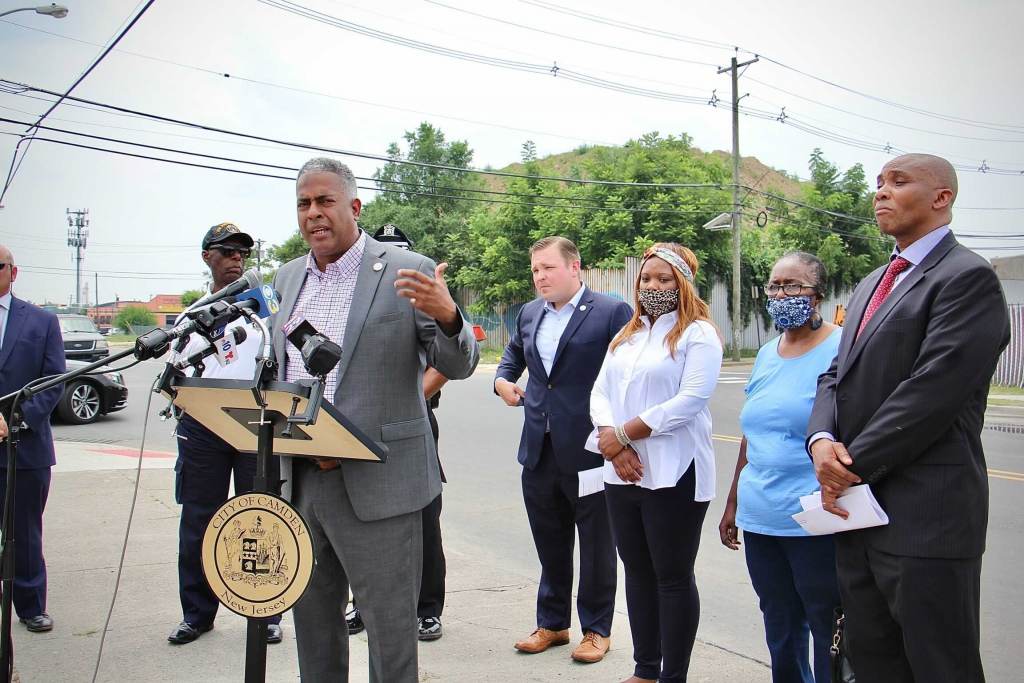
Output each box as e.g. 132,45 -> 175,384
209,246 -> 251,259
763,282 -> 816,296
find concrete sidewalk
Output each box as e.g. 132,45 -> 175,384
12,442 -> 770,682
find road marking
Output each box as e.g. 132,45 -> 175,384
988,468 -> 1024,482
713,436 -> 1024,483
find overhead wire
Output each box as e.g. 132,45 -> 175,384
0,0 -> 157,204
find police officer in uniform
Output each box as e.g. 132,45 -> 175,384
167,223 -> 283,645
345,225 -> 448,641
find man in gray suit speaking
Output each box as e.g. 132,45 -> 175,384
271,158 -> 479,681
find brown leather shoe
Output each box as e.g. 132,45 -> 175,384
514,627 -> 570,653
571,631 -> 610,663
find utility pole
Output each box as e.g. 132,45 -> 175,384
718,54 -> 758,361
66,208 -> 89,308
255,238 -> 265,272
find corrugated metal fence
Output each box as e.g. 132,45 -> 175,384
994,304 -> 1024,388
456,256 -> 849,355
457,263 -> 1023,386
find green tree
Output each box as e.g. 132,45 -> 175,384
268,232 -> 309,267
181,289 -> 205,306
114,305 -> 156,333
359,122 -> 483,269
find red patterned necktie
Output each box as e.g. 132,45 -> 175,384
856,256 -> 911,339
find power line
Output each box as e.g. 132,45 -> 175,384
250,2 -> 1023,175
0,0 -> 157,205
423,0 -> 719,68
519,0 -> 1024,134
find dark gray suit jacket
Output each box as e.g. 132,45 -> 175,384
271,233 -> 479,521
807,232 -> 1010,559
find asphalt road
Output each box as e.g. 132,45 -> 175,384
52,355 -> 1024,681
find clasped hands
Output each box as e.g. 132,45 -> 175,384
810,439 -> 861,519
597,427 -> 643,483
395,263 -> 460,335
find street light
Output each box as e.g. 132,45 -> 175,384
0,4 -> 69,19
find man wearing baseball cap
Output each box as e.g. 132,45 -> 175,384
167,223 -> 283,645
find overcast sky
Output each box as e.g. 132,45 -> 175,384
1,0 -> 1021,305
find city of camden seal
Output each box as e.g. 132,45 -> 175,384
201,493 -> 314,618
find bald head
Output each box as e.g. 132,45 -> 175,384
0,244 -> 15,297
885,154 -> 958,203
874,154 -> 958,247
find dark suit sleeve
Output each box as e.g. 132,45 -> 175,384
20,314 -> 66,431
610,301 -> 632,338
495,306 -> 527,392
805,353 -> 840,450
846,265 -> 1009,482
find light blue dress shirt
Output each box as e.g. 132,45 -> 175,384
0,290 -> 11,350
535,283 -> 587,376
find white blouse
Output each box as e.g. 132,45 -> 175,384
589,314 -> 722,499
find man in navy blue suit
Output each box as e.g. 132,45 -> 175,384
0,244 -> 66,633
495,236 -> 631,664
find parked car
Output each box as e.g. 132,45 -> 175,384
55,360 -> 128,425
57,314 -> 110,362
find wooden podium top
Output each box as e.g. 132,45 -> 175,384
171,377 -> 385,462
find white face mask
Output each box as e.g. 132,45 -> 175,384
638,288 -> 679,317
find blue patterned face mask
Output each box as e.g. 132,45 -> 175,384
766,295 -> 814,330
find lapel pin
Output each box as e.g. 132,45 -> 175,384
579,305 -> 587,311
373,262 -> 384,272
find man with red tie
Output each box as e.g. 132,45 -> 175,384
807,154 -> 1010,683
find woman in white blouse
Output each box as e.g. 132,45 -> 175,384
590,243 -> 722,683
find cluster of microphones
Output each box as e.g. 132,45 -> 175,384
137,269 -> 341,379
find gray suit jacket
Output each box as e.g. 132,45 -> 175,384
807,232 -> 1010,558
271,233 -> 479,521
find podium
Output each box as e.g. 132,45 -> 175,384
162,370 -> 385,683
166,376 -> 386,462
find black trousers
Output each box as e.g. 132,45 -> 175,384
521,434 -> 617,636
605,464 -> 708,683
0,466 -> 50,619
418,408 -> 445,617
836,531 -> 984,683
175,415 -> 280,627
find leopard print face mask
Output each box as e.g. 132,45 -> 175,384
638,288 -> 679,317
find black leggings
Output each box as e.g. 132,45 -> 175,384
605,464 -> 708,683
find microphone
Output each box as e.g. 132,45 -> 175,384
189,269 -> 262,310
286,320 -> 342,377
231,284 -> 280,319
174,327 -> 247,371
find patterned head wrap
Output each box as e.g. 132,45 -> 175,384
645,248 -> 694,283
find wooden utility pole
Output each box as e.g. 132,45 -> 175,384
718,54 -> 758,361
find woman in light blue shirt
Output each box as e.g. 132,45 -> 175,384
719,252 -> 842,683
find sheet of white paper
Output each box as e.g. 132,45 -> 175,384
791,485 -> 889,536
578,466 -> 606,497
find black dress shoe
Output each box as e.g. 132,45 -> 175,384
19,613 -> 53,633
267,623 -> 283,644
167,620 -> 213,645
345,607 -> 364,635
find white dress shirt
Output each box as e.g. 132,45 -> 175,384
0,290 -> 10,350
535,282 -> 587,376
590,314 -> 723,498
